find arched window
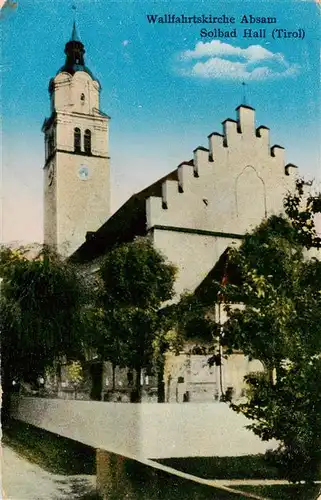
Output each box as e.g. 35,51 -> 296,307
84,129 -> 91,154
74,127 -> 81,152
80,93 -> 85,102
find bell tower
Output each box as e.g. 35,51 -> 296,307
43,22 -> 110,256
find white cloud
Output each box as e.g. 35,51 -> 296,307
190,57 -> 299,81
179,41 -> 299,81
182,41 -> 284,64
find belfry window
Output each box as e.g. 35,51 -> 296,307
84,129 -> 92,154
74,127 -> 81,152
48,132 -> 54,157
80,93 -> 85,102
45,137 -> 49,159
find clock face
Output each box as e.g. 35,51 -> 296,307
48,164 -> 54,186
78,164 -> 90,180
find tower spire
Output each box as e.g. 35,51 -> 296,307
63,30 -> 85,69
60,8 -> 87,75
54,8 -> 96,81
71,20 -> 81,42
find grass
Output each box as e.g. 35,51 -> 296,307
80,496 -> 101,500
2,419 -> 96,475
235,484 -> 321,500
155,456 -> 320,499
155,455 -> 282,480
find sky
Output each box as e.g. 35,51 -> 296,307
1,0 -> 320,244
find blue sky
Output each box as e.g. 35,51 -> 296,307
1,0 -> 320,244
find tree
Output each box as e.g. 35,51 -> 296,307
169,180 -> 321,481
0,245 -> 89,419
284,178 -> 321,250
221,181 -> 321,483
84,303 -> 133,393
97,237 -> 177,402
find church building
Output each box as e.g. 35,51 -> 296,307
43,24 -> 298,402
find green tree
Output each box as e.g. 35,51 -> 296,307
221,183 -> 321,482
284,178 -> 321,249
0,245 -> 89,419
170,180 -> 321,482
97,237 -> 177,402
84,303 -> 132,393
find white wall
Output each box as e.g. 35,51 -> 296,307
53,71 -> 100,115
11,397 -> 141,458
140,403 -> 277,459
152,229 -> 237,297
11,398 -> 278,459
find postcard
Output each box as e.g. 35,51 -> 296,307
1,1 -> 320,499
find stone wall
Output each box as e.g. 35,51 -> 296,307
164,352 -> 264,403
44,361 -> 158,403
11,397 -> 278,459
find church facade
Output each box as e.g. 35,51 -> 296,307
43,24 -> 298,402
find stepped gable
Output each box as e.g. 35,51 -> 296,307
146,105 -> 297,232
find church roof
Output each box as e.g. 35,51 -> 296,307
57,63 -> 96,80
69,169 -> 179,264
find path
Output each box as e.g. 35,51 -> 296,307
1,445 -> 96,500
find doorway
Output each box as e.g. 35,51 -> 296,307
90,362 -> 103,401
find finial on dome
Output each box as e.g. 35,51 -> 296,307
242,81 -> 247,106
70,2 -> 80,42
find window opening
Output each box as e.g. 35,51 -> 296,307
74,127 -> 81,152
84,129 -> 91,154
